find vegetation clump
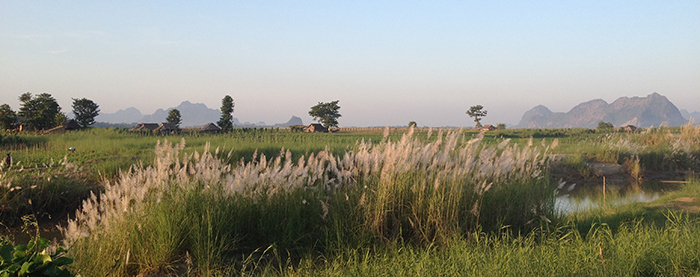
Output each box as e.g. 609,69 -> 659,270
309,100 -> 341,128
1,216 -> 75,277
71,98 -> 100,129
60,128 -> 555,275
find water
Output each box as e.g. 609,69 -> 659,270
554,180 -> 677,215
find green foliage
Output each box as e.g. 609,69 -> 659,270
0,104 -> 16,131
597,121 -> 614,131
71,98 -> 99,129
166,109 -> 182,127
497,123 -> 506,130
466,105 -> 487,128
217,95 -> 234,133
0,217 -> 75,277
18,93 -> 62,131
1,127 -> 698,275
289,212 -> 700,276
309,100 -> 341,128
53,113 -> 66,128
408,121 -> 417,127
63,131 -> 556,275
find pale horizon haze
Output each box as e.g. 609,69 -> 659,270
2,1 -> 698,127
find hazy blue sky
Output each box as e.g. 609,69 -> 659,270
1,1 -> 698,127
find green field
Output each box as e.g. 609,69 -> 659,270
1,125 -> 699,276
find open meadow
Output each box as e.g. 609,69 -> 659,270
1,124 -> 699,276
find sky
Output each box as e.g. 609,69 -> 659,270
1,1 -> 698,127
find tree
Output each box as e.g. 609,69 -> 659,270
72,98 -> 100,128
466,105 -> 487,128
166,109 -> 182,127
309,100 -> 341,128
217,95 -> 235,133
408,121 -> 417,128
0,104 -> 17,130
597,121 -> 614,132
54,112 -> 67,127
497,123 -> 506,130
18,93 -> 62,130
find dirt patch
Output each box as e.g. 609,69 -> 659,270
674,197 -> 696,203
654,197 -> 700,214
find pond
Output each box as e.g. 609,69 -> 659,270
554,179 -> 680,215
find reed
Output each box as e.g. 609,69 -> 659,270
61,128 -> 557,275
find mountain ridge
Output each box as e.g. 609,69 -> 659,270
516,93 -> 689,128
96,101 -> 303,128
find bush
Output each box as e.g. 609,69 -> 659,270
0,216 -> 75,277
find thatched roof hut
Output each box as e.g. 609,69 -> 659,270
131,123 -> 159,132
43,120 -> 82,134
44,126 -> 66,134
155,123 -> 180,135
199,123 -> 220,133
64,119 -> 81,131
305,123 -> 328,133
479,125 -> 496,131
621,125 -> 638,132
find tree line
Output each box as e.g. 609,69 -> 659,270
0,93 -> 100,131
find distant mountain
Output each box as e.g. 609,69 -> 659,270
95,107 -> 143,123
272,116 -> 304,128
680,109 -> 700,123
516,93 -> 688,128
96,101 -> 302,128
138,101 -> 221,127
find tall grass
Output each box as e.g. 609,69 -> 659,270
287,211 -> 700,276
61,128 -> 557,276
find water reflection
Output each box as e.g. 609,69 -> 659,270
555,180 -> 675,214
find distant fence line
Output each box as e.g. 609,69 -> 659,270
339,127 -> 464,133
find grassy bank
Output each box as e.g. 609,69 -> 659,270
1,125 -> 699,275
61,129 -> 556,276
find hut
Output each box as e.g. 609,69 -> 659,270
479,125 -> 496,132
43,120 -> 82,134
12,117 -> 29,132
131,123 -> 159,132
289,125 -> 306,132
199,123 -> 221,133
44,126 -> 66,134
155,123 -> 181,135
621,125 -> 638,132
64,119 -> 81,131
305,123 -> 328,133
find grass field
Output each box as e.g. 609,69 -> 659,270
1,124 -> 699,276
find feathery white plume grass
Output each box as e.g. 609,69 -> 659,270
61,130 -> 558,274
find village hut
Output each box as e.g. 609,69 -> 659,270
289,125 -> 306,132
199,123 -> 221,133
621,125 -> 638,132
155,123 -> 181,135
43,119 -> 82,134
64,119 -> 81,130
130,123 -> 159,132
479,125 -> 496,132
12,117 -> 29,132
305,123 -> 328,133
44,126 -> 66,134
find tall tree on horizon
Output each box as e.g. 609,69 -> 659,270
217,95 -> 234,132
166,109 -> 182,127
466,105 -> 487,128
72,97 -> 100,128
0,104 -> 17,130
18,93 -> 62,130
309,100 -> 341,128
